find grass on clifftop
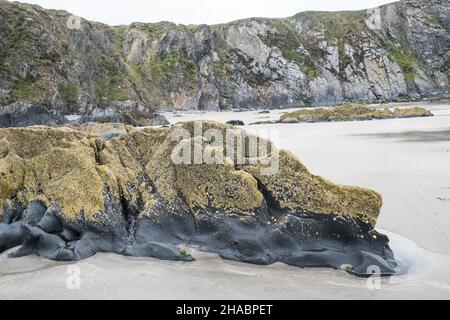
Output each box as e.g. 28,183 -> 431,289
293,10 -> 366,41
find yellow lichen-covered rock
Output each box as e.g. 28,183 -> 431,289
280,104 -> 433,123
0,121 -> 383,226
0,153 -> 26,220
0,127 -> 115,221
243,150 -> 382,226
391,106 -> 433,117
72,122 -> 134,137
176,162 -> 264,218
117,125 -> 263,217
0,138 -> 10,159
0,121 -> 399,275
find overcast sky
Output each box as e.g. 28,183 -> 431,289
11,0 -> 395,25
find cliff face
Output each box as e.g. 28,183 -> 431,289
0,0 -> 449,114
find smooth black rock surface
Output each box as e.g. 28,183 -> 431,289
226,120 -> 245,126
0,200 -> 400,277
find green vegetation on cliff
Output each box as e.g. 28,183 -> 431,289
150,48 -> 197,86
293,10 -> 366,40
11,77 -> 46,103
58,83 -> 78,104
381,38 -> 418,85
261,20 -> 322,79
95,73 -> 131,102
0,0 -> 448,110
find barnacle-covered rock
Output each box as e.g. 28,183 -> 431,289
0,121 -> 399,276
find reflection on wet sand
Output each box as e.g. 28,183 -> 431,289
355,129 -> 450,142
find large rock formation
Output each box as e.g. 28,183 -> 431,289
279,104 -> 433,123
0,103 -> 68,127
0,121 -> 398,276
0,0 -> 449,119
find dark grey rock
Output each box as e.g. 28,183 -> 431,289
0,199 -> 400,277
149,115 -> 170,126
0,222 -> 25,253
226,120 -> 245,126
78,103 -> 170,127
0,0 -> 448,112
22,201 -> 47,225
0,104 -> 68,128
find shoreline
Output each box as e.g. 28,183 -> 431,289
1,101 -> 449,299
1,229 -> 449,300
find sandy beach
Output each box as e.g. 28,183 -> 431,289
1,101 -> 450,300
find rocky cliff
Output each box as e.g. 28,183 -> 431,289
0,0 -> 449,116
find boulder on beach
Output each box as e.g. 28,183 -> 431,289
0,101 -> 169,128
79,102 -> 170,127
279,104 -> 433,123
0,103 -> 68,128
226,120 -> 245,126
0,121 -> 398,276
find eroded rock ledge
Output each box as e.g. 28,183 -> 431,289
279,105 -> 433,123
0,121 -> 398,276
0,102 -> 170,129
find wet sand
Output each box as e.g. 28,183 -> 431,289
1,230 -> 450,300
1,101 -> 450,300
